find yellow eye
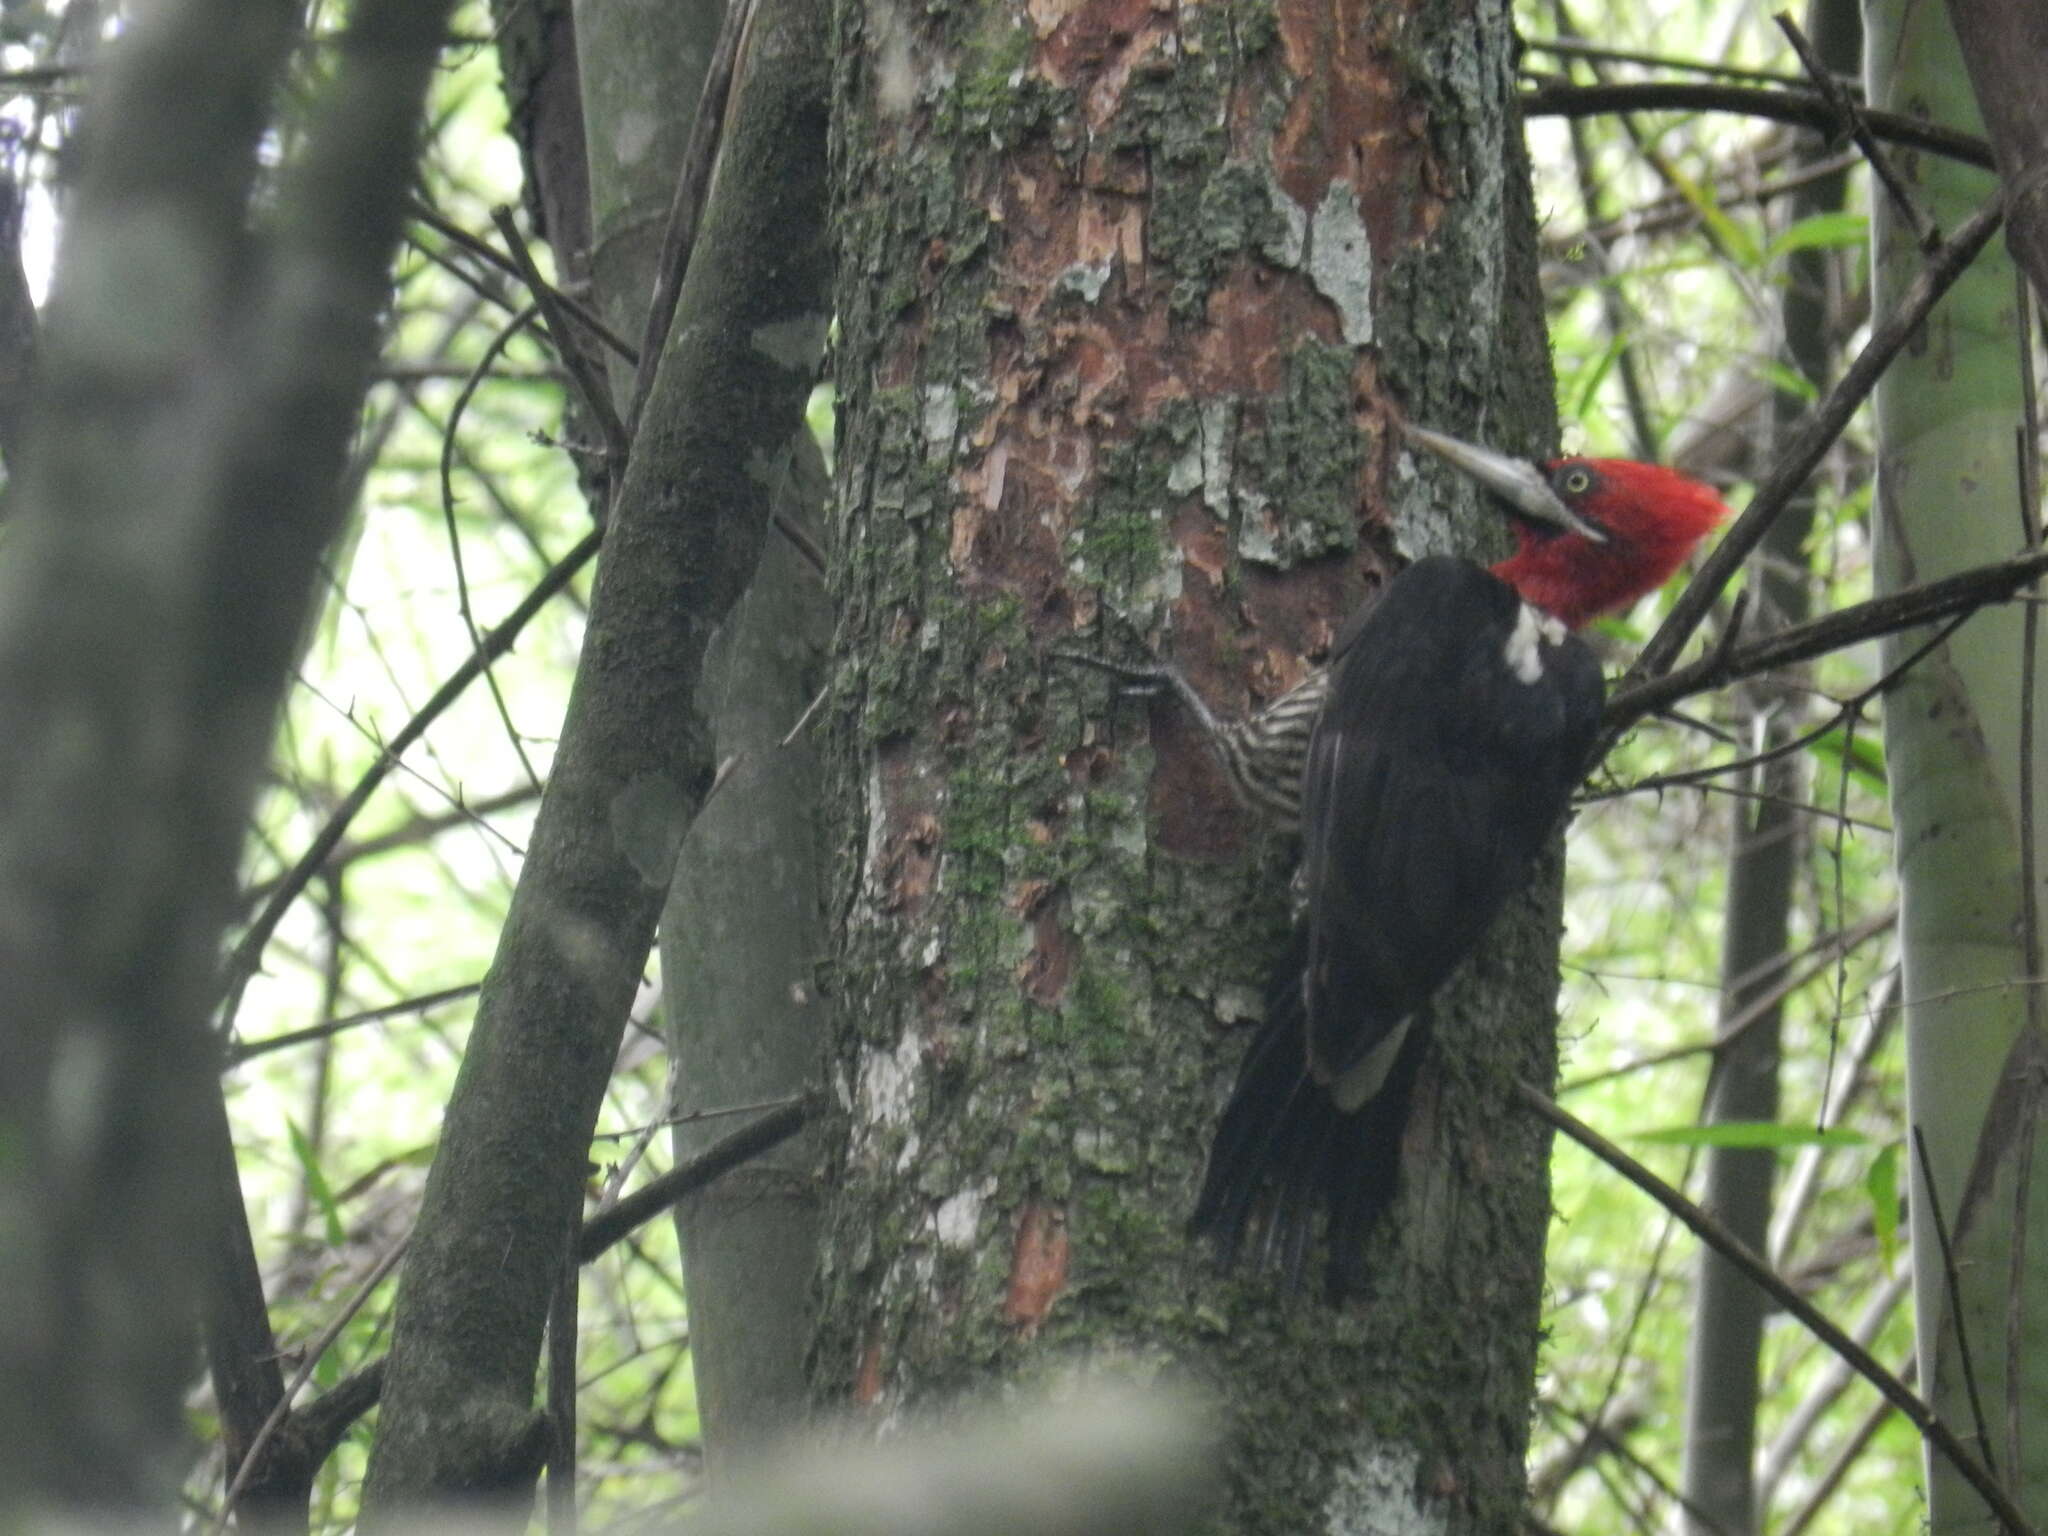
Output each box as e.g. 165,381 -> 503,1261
1561,468 -> 1592,495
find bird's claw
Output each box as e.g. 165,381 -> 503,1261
1047,647 -> 1177,699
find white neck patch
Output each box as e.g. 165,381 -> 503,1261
1503,602 -> 1568,684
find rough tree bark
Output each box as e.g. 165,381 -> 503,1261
818,0 -> 1565,1527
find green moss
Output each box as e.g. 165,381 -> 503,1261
1069,409 -> 1195,608
938,12 -> 1069,151
1227,340 -> 1362,567
1067,962 -> 1133,1065
1106,1 -> 1287,315
1228,0 -> 1280,56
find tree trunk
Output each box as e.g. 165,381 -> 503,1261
358,0 -> 831,1509
818,0 -> 1563,1527
514,0 -> 837,1481
1868,0 -> 2048,1523
661,455 -> 831,1476
1679,6 -> 1853,1529
0,0 -> 452,1520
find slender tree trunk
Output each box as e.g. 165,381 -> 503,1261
1679,7 -> 1854,1530
818,0 -> 1563,1527
1867,0 -> 2048,1523
660,460 -> 830,1475
572,0 -> 725,404
359,0 -> 831,1508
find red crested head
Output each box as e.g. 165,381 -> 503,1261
1492,458 -> 1730,628
1401,426 -> 1729,630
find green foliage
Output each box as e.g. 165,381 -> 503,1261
1630,1121 -> 1871,1150
114,0 -> 1929,1526
1522,6 -> 1920,1530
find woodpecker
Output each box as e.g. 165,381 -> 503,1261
1189,423 -> 1729,1297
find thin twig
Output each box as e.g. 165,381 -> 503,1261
1775,969 -> 1903,1265
1549,0 -> 1657,458
1522,35 -> 1828,89
1559,910 -> 1895,1093
1912,1126 -> 1999,1481
773,505 -> 829,576
490,204 -> 629,467
2013,280 -> 2043,1032
226,982 -> 483,1067
1522,1083 -> 2034,1536
219,529 -> 602,1033
1603,598 -> 1978,819
1775,12 -> 1935,248
2011,278 -> 2044,1486
780,682 -> 831,748
1778,1387 -> 1902,1536
1521,81 -> 1994,171
626,0 -> 761,435
1588,774 -> 1888,834
1556,148 -> 1862,254
1537,1396 -> 1735,1536
2006,1118 -> 2034,1485
576,1091 -> 820,1262
1755,1266 -> 1912,1505
1607,539 -> 2048,730
438,299 -> 547,791
1617,201 -> 2003,715
588,1091 -> 812,1144
409,196 -> 638,363
215,1095 -> 814,1501
217,1235 -> 410,1530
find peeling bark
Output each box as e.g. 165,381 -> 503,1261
820,0 -> 1562,1527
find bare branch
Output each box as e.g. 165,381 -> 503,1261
1522,80 -> 1993,171
1518,1083 -> 2035,1536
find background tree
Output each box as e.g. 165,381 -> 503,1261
5,0 -> 2048,1530
1869,0 -> 2048,1525
0,0 -> 457,1521
1678,4 -> 1857,1529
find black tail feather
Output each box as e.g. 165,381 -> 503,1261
1323,1019 -> 1429,1297
1189,931 -> 1426,1299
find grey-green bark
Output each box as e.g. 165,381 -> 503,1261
573,0 -> 725,405
1943,0 -> 2048,311
562,0 -> 835,1476
1867,0 -> 2048,1523
494,0 -> 835,1481
0,0 -> 453,1519
660,438 -> 831,1479
817,0 -> 1560,1528
494,0 -> 591,302
358,0 -> 831,1510
1679,6 -> 1853,1528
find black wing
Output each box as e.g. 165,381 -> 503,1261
1300,556 -> 1603,1090
1192,556 -> 1603,1296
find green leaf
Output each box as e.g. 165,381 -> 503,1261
1568,334 -> 1624,422
1754,359 -> 1818,404
1868,1141 -> 1902,1273
1769,211 -> 1869,260
1632,1120 -> 1869,1150
287,1117 -> 348,1249
1658,159 -> 1762,269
